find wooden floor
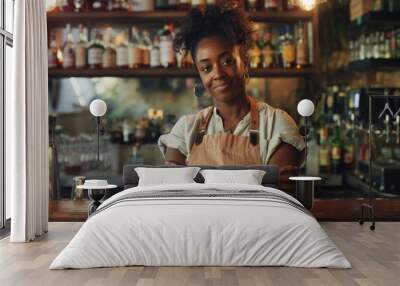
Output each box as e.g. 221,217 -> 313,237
1,222 -> 399,286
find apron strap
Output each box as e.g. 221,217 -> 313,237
248,96 -> 260,146
195,107 -> 214,145
195,97 -> 260,145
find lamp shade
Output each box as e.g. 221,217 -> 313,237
297,99 -> 315,117
89,99 -> 107,117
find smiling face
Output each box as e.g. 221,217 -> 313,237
194,36 -> 247,103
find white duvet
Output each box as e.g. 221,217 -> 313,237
50,183 -> 351,269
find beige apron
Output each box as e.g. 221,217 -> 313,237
187,96 -> 261,166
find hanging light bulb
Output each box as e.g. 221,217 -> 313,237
297,0 -> 327,11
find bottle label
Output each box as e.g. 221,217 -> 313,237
116,47 -> 129,66
282,43 -> 296,65
142,49 -> 150,66
160,40 -> 175,67
63,51 -> 75,68
262,47 -> 274,67
102,51 -> 116,68
75,45 -> 87,68
319,149 -> 330,166
150,49 -> 161,67
129,46 -> 143,67
88,48 -> 103,65
331,146 -> 342,161
296,42 -> 307,66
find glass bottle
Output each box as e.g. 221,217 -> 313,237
48,31 -> 60,68
319,126 -> 331,174
264,0 -> 278,11
91,0 -> 108,11
168,0 -> 179,9
178,0 -> 191,11
160,25 -> 176,68
142,29 -> 152,68
262,31 -> 275,68
282,25 -> 296,68
102,28 -> 116,68
156,0 -> 170,10
249,32 -> 261,68
359,34 -> 365,61
63,24 -> 76,69
88,31 -> 105,68
330,118 -> 343,175
365,34 -> 372,59
150,35 -> 162,68
116,31 -> 129,68
129,26 -> 143,69
379,31 -> 386,59
296,22 -> 307,69
75,24 -> 88,68
191,0 -> 206,9
372,32 -> 380,59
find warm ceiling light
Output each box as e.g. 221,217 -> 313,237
297,0 -> 327,11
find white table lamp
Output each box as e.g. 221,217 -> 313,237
89,99 -> 107,163
297,99 -> 315,174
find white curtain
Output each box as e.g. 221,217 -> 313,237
8,0 -> 49,242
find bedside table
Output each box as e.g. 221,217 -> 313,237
289,176 -> 321,210
77,184 -> 117,216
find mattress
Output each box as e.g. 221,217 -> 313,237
50,183 -> 351,269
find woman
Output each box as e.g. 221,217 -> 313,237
158,4 -> 305,192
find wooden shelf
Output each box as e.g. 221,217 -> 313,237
47,10 -> 314,27
48,67 -> 317,78
348,59 -> 400,72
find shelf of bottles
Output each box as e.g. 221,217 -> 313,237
348,2 -> 400,72
47,0 -> 317,78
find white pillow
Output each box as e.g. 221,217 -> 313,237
135,167 -> 201,186
200,169 -> 266,185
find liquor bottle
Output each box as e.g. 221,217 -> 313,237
88,31 -> 105,68
91,0 -> 108,11
110,0 -> 129,11
75,24 -> 88,68
59,0 -> 75,12
192,0 -> 206,9
378,31 -> 385,59
384,31 -> 391,59
182,51 -> 194,68
319,126 -> 331,174
150,35 -> 162,68
343,132 -> 355,170
128,0 -> 155,11
48,31 -> 60,68
264,0 -> 278,11
249,33 -> 261,68
262,31 -> 275,68
62,24 -> 76,69
372,0 -> 384,11
129,26 -> 143,68
282,25 -> 296,68
246,0 -> 260,11
330,115 -> 343,174
156,0 -> 170,10
102,28 -> 116,68
296,22 -> 307,69
142,29 -> 152,68
160,25 -> 176,68
178,0 -> 191,10
286,0 -> 299,10
359,34 -> 365,60
116,31 -> 129,68
372,32 -> 380,59
168,0 -> 179,9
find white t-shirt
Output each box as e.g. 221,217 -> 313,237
158,102 -> 305,164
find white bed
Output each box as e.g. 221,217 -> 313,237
50,183 -> 351,269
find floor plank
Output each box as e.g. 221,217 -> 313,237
0,222 -> 399,286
